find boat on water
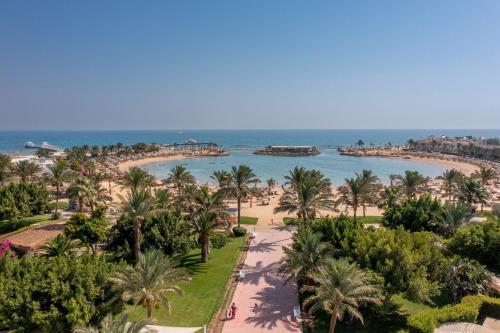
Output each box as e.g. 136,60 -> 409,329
186,138 -> 198,144
24,141 -> 36,148
24,141 -> 62,152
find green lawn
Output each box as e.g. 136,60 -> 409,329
0,214 -> 53,235
53,201 -> 69,210
239,216 -> 258,225
126,236 -> 246,326
283,216 -> 382,225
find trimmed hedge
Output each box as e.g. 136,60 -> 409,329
232,226 -> 247,237
408,296 -> 500,333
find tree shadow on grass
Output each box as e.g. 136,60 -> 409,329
172,253 -> 207,275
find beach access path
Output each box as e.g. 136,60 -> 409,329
220,186 -> 379,333
221,222 -> 302,333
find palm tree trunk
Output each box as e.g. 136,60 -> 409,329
133,219 -> 141,264
79,197 -> 84,213
362,203 -> 366,218
147,301 -> 153,320
353,204 -> 357,219
201,234 -> 209,263
329,311 -> 338,333
237,196 -> 241,228
55,185 -> 60,214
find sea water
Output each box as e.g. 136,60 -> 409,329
1,129 -> 499,185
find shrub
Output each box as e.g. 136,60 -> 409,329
51,211 -> 61,220
210,233 -> 228,248
408,296 -> 500,333
0,182 -> 51,221
382,195 -> 444,233
232,226 -> 247,237
447,221 -> 500,273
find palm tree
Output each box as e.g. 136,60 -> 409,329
396,170 -> 428,199
43,161 -> 72,214
12,160 -> 41,182
266,178 -> 276,196
440,202 -> 471,237
188,186 -> 227,215
438,169 -> 464,202
389,174 -> 399,187
165,165 -> 195,198
274,168 -> 336,225
472,166 -> 497,187
119,186 -> 154,263
458,177 -> 488,211
87,173 -> 111,212
153,188 -> 172,210
279,229 -> 332,283
120,166 -> 154,190
67,176 -> 92,212
358,170 -> 380,218
73,313 -> 151,333
191,212 -> 224,263
110,249 -> 188,320
340,177 -> 363,219
378,186 -> 402,210
40,234 -> 80,257
0,154 -> 12,185
301,259 -> 380,333
211,170 -> 231,189
224,165 -> 261,228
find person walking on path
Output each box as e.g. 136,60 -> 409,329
231,302 -> 237,319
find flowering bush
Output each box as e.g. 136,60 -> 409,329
0,239 -> 12,256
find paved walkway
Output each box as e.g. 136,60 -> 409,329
221,225 -> 301,333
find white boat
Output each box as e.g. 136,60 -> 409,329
186,138 -> 198,144
24,141 -> 36,148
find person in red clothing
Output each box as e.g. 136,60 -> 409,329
231,302 -> 237,319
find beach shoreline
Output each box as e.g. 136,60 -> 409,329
386,155 -> 480,175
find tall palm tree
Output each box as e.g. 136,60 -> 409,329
0,154 -> 12,185
378,186 -> 402,210
210,170 -> 231,189
120,166 -> 154,190
67,176 -> 92,212
266,178 -> 276,196
224,165 -> 261,228
187,186 -> 227,215
388,174 -> 399,187
472,166 -> 497,187
39,234 -> 80,257
119,186 -> 154,263
279,229 -> 332,283
43,161 -> 72,214
438,169 -> 464,202
274,168 -> 336,226
340,177 -> 364,219
73,313 -> 151,333
396,170 -> 428,199
165,165 -> 195,198
358,170 -> 380,218
153,188 -> 172,210
458,177 -> 488,211
110,249 -> 188,320
302,259 -> 380,333
12,160 -> 41,182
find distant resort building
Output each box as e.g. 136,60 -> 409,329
254,145 -> 320,156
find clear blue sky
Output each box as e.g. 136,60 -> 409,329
1,0 -> 499,130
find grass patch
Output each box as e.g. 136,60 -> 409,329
126,236 -> 246,326
239,216 -> 258,225
357,216 -> 382,224
0,215 -> 52,235
52,201 -> 69,210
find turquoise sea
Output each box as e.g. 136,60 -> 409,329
1,130 -> 499,185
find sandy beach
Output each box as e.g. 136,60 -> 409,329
117,154 -> 187,172
389,155 -> 480,175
